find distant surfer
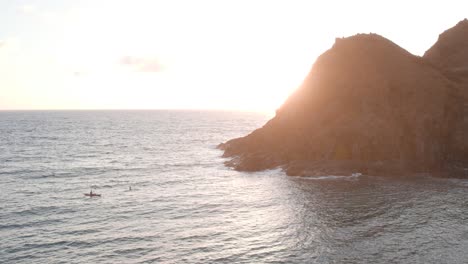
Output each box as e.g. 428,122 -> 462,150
129,186 -> 132,191
84,190 -> 101,197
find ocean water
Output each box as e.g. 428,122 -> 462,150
1,110 -> 467,264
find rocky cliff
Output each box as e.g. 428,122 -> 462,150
424,19 -> 468,170
424,19 -> 468,75
220,20 -> 468,178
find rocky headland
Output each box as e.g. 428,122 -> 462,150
219,19 -> 468,178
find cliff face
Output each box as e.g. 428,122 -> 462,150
424,19 -> 468,167
220,22 -> 468,177
424,19 -> 468,74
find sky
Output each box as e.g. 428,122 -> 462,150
0,0 -> 467,112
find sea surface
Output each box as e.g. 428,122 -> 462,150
0,110 -> 467,264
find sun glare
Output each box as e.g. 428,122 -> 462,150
1,0 -> 467,111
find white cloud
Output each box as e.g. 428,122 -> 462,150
17,4 -> 36,15
120,56 -> 165,72
0,38 -> 19,51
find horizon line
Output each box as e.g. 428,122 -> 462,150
0,108 -> 274,113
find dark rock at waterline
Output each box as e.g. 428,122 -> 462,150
220,20 -> 468,178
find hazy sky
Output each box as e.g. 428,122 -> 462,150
1,0 -> 467,111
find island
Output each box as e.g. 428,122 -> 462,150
219,19 -> 468,178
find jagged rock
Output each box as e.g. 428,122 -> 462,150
220,21 -> 468,178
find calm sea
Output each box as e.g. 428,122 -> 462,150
0,110 -> 467,263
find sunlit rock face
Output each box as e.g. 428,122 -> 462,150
220,21 -> 468,177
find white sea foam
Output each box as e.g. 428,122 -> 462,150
298,173 -> 363,181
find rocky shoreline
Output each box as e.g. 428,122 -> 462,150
220,143 -> 468,179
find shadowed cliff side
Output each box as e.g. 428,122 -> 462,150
424,19 -> 468,170
220,26 -> 467,178
424,19 -> 468,75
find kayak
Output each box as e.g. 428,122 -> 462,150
84,193 -> 101,197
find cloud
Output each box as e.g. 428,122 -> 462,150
0,39 -> 16,49
17,4 -> 36,15
73,71 -> 84,77
120,56 -> 164,72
